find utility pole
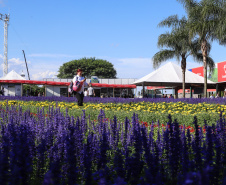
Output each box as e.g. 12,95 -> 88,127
22,50 -> 30,80
0,13 -> 9,76
22,50 -> 31,96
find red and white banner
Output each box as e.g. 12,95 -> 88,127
217,61 -> 226,82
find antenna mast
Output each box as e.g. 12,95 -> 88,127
0,13 -> 9,77
22,50 -> 30,80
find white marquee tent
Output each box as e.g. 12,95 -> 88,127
133,62 -> 215,87
0,70 -> 26,80
133,62 -> 216,98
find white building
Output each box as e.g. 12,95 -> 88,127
43,78 -> 137,97
0,70 -> 25,96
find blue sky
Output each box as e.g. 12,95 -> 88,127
0,0 -> 225,80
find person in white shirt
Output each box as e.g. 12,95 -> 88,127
210,92 -> 214,99
215,93 -> 219,98
73,69 -> 88,106
84,89 -> 88,96
87,84 -> 95,97
224,89 -> 226,98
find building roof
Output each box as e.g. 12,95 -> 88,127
0,79 -> 136,88
0,70 -> 26,80
133,62 -> 216,88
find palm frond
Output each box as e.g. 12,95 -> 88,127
193,53 -> 215,72
152,50 -> 176,69
177,0 -> 198,13
206,56 -> 215,73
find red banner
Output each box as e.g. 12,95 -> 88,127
192,66 -> 204,77
147,86 -> 165,90
217,61 -> 226,82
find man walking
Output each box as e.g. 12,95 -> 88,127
87,84 -> 95,97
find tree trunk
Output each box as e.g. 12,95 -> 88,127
181,56 -> 186,98
201,40 -> 208,98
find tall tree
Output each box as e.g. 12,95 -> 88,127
57,57 -> 117,79
153,15 -> 214,98
177,0 -> 226,97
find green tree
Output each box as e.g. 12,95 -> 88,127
153,15 -> 214,98
57,57 -> 117,79
23,85 -> 45,96
177,0 -> 226,97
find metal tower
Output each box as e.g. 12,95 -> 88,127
0,13 -> 9,76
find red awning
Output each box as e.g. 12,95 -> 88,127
0,80 -> 136,88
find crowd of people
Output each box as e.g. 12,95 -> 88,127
162,94 -> 174,98
209,92 -> 226,99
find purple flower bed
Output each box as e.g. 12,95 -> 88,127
0,105 -> 226,184
1,95 -> 226,104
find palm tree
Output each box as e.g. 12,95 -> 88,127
153,15 -> 214,98
177,0 -> 226,97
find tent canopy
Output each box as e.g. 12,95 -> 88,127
0,70 -> 26,80
133,62 -> 216,88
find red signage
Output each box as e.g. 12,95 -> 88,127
147,86 -> 165,90
218,61 -> 226,82
192,66 -> 204,77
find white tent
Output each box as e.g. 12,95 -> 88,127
0,70 -> 25,96
133,62 -> 216,88
0,70 -> 26,80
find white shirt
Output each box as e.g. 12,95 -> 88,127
72,75 -> 88,94
88,87 -> 94,96
84,90 -> 88,96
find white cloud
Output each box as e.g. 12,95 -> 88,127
9,58 -> 25,65
31,70 -> 58,80
0,57 -> 27,77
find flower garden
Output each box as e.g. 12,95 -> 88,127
0,96 -> 226,184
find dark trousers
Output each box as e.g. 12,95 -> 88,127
74,92 -> 84,106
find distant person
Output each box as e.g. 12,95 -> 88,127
38,92 -> 41,97
210,92 -> 214,99
73,69 -> 88,106
122,89 -> 127,98
0,87 -> 4,96
215,93 -> 219,98
224,90 -> 226,98
84,89 -> 88,97
162,94 -> 165,98
87,84 -> 95,97
169,94 -> 174,98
